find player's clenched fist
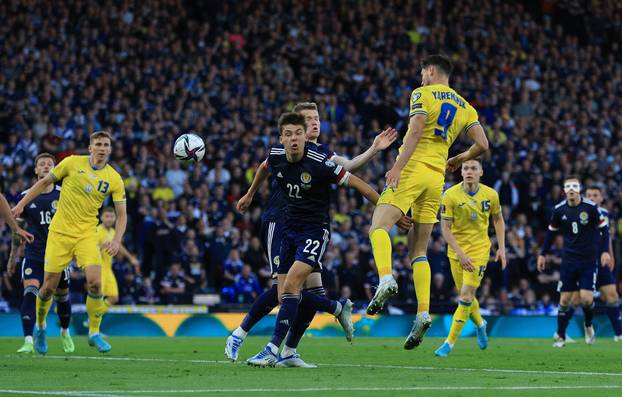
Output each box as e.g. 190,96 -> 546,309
536,255 -> 547,272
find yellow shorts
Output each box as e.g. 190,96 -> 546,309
378,161 -> 444,224
449,257 -> 488,288
44,230 -> 102,273
101,266 -> 119,297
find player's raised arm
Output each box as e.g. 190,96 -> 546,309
237,160 -> 270,214
11,173 -> 55,218
446,124 -> 489,172
331,128 -> 398,172
385,115 -> 426,189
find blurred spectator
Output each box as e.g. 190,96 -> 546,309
233,265 -> 262,303
160,262 -> 194,305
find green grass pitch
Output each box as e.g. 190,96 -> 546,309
1,337 -> 621,396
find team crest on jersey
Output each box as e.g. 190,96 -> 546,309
273,256 -> 280,266
85,184 -> 93,193
24,268 -> 32,276
301,172 -> 312,184
579,211 -> 589,225
51,200 -> 58,210
470,211 -> 477,221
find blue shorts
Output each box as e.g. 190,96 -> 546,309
596,264 -> 616,288
261,220 -> 285,275
22,258 -> 69,289
278,223 -> 331,275
558,260 -> 597,292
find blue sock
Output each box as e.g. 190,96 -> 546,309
300,289 -> 338,315
54,293 -> 72,330
21,286 -> 38,337
285,287 -> 325,349
557,305 -> 570,339
583,302 -> 595,327
240,285 -> 278,333
606,303 -> 622,336
270,293 -> 300,348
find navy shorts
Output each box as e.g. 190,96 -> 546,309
278,223 -> 331,275
22,258 -> 69,289
260,220 -> 285,275
596,264 -> 616,288
558,260 -> 597,292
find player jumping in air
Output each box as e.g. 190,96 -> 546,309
434,158 -> 506,357
7,153 -> 74,354
538,176 -> 611,347
13,131 -> 127,354
366,54 -> 489,350
244,112 -> 393,367
228,102 -> 401,366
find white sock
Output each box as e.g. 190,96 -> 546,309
380,275 -> 394,283
232,327 -> 247,339
266,343 -> 278,355
61,328 -> 70,337
25,336 -> 33,344
281,345 -> 296,357
445,339 -> 454,348
334,301 -> 343,317
89,332 -> 99,338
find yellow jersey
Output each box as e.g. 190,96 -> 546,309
400,84 -> 480,173
440,182 -> 500,261
50,155 -> 125,237
96,225 -> 116,269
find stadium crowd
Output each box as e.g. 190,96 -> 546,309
1,0 -> 621,314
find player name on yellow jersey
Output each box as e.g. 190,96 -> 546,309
50,155 -> 125,238
441,182 -> 500,261
400,84 -> 480,173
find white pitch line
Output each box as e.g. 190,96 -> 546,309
2,385 -> 621,395
26,354 -> 622,378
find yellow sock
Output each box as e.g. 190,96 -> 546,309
412,256 -> 431,313
447,300 -> 471,345
36,295 -> 53,329
370,229 -> 393,278
87,294 -> 109,335
470,297 -> 484,328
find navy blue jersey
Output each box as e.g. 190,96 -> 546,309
548,198 -> 607,262
19,186 -> 61,261
267,143 -> 348,226
261,143 -> 335,223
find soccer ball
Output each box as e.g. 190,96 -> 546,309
173,133 -> 205,163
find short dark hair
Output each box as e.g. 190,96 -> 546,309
586,185 -> 602,193
278,112 -> 307,135
90,131 -> 113,144
34,152 -> 55,167
101,206 -> 115,214
421,54 -> 453,76
292,102 -> 318,113
564,175 -> 581,183
463,157 -> 483,165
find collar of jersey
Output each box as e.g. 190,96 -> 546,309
461,182 -> 479,197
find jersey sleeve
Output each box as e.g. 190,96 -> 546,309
440,192 -> 454,220
321,159 -> 350,186
548,208 -> 561,231
267,146 -> 284,173
490,189 -> 501,216
50,156 -> 75,181
463,105 -> 481,135
409,88 -> 429,118
111,173 -> 126,202
594,206 -> 608,229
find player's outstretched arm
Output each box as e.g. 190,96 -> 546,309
446,124 -> 490,172
346,174 -> 380,205
12,174 -> 55,218
492,213 -> 507,269
385,116 -> 426,189
2,194 -> 34,244
237,160 -> 269,214
332,128 -> 397,172
441,218 -> 474,271
117,243 -> 140,272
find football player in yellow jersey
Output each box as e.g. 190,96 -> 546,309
12,131 -> 127,353
97,207 -> 140,305
434,159 -> 506,357
367,54 -> 489,350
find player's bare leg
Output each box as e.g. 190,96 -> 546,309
404,222 -> 434,349
600,284 -> 622,341
367,204 -> 403,315
579,289 -> 596,344
34,271 -> 62,354
17,278 -> 40,353
84,264 -> 111,353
